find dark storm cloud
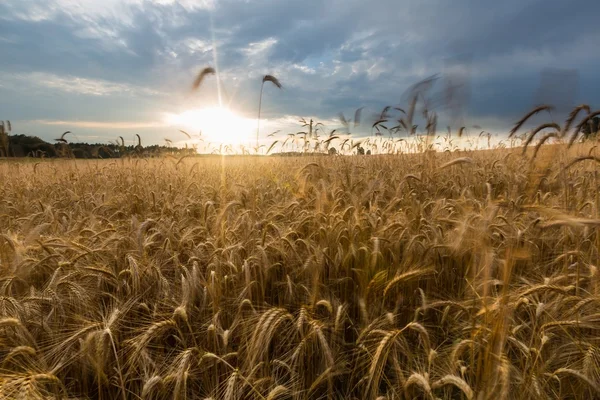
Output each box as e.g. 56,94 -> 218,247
0,0 -> 599,143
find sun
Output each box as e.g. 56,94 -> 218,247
166,107 -> 255,146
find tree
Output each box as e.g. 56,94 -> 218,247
582,116 -> 600,139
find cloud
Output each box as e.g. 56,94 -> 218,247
8,72 -> 161,97
35,119 -> 167,129
1,0 -> 600,146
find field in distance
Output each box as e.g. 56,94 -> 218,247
0,143 -> 599,399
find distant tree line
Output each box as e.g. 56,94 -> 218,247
0,132 -> 196,159
582,116 -> 600,138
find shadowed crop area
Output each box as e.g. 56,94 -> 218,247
1,144 -> 599,399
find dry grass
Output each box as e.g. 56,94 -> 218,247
0,139 -> 599,399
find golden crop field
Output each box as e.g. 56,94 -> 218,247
0,142 -> 599,399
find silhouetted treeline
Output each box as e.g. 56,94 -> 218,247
582,117 -> 600,138
0,134 -> 197,158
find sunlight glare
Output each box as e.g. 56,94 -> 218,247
165,107 -> 255,145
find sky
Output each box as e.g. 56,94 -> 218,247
1,0 -> 599,149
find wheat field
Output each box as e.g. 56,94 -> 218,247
0,142 -> 599,399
